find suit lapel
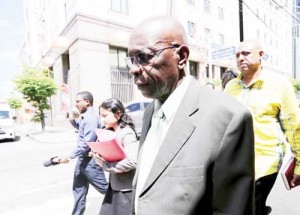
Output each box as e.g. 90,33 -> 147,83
133,101 -> 154,187
140,79 -> 200,195
139,102 -> 154,144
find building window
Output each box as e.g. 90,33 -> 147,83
218,7 -> 224,20
64,2 -> 67,20
110,47 -> 128,69
204,0 -> 211,13
204,28 -> 211,43
187,21 -> 196,37
62,54 -> 70,84
111,0 -> 128,14
218,34 -> 224,46
187,0 -> 195,5
297,1 -> 300,19
294,25 -> 299,38
264,32 -> 267,43
109,47 -> 133,103
189,61 -> 198,78
293,26 -> 296,38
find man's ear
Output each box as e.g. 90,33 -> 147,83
85,100 -> 91,107
259,50 -> 264,59
177,45 -> 190,70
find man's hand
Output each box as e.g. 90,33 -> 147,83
291,174 -> 300,188
59,157 -> 70,164
69,108 -> 80,120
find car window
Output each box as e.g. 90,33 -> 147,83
0,111 -> 9,119
126,103 -> 141,112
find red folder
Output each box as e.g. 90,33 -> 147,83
281,156 -> 296,190
87,129 -> 126,162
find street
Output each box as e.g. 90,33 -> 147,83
0,133 -> 104,215
267,149 -> 300,215
0,131 -> 299,215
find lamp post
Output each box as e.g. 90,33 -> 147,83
239,0 -> 244,42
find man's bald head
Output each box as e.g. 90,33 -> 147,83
127,16 -> 190,102
238,39 -> 263,52
130,16 -> 188,47
236,39 -> 264,76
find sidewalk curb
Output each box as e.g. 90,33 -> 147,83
15,124 -> 77,144
27,131 -> 77,144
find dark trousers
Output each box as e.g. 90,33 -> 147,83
72,156 -> 108,215
255,172 -> 278,215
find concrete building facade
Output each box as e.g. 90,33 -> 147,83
20,0 -> 296,125
293,0 -> 300,79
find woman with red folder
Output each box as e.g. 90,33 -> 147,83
93,98 -> 139,215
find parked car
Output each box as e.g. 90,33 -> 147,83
0,104 -> 16,141
125,100 -> 152,138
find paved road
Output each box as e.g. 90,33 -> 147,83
0,126 -> 299,214
0,133 -> 105,215
267,150 -> 300,215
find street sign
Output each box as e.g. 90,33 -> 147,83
212,46 -> 235,60
263,53 -> 269,61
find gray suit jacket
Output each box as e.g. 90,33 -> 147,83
132,78 -> 254,215
102,126 -> 138,191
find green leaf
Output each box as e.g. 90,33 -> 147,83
14,67 -> 57,130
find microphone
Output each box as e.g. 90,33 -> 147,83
43,156 -> 60,167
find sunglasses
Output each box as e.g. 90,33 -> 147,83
125,43 -> 180,68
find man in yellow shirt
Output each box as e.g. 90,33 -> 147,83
225,39 -> 300,215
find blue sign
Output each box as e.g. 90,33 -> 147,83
212,46 -> 235,60
263,53 -> 269,61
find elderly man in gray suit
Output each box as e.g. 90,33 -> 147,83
125,16 -> 255,215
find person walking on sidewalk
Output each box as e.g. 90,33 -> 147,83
60,91 -> 108,215
93,98 -> 139,215
225,39 -> 300,215
126,16 -> 255,214
221,69 -> 238,90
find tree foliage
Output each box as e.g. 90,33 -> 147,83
291,79 -> 300,93
14,68 -> 57,131
6,97 -> 22,110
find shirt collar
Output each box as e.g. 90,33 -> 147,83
237,69 -> 268,87
157,76 -> 191,121
81,107 -> 93,119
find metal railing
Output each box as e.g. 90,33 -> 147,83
110,66 -> 134,103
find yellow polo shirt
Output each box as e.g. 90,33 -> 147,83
225,70 -> 300,179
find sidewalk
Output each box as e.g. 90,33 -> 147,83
15,122 -> 77,144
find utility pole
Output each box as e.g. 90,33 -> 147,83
239,0 -> 244,41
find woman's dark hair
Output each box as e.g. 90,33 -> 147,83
221,70 -> 238,89
100,98 -> 136,133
